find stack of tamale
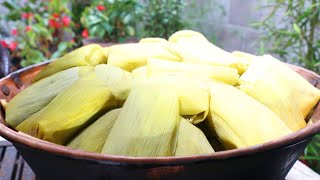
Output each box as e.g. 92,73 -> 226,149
4,30 -> 320,157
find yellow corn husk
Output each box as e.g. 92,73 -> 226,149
132,66 -> 148,78
94,64 -> 132,103
169,30 -> 208,43
259,55 -> 320,118
207,82 -> 292,149
139,38 -> 168,44
107,43 -> 181,72
33,44 -> 106,82
147,59 -> 239,85
16,74 -> 117,145
6,66 -> 93,128
307,120 -> 313,126
168,30 -> 249,74
147,76 -> 210,124
67,108 -> 121,153
175,117 -> 214,156
102,81 -> 180,157
239,57 -> 306,131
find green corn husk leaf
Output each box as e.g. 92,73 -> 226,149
107,43 -> 180,72
33,44 -> 107,82
168,30 -> 250,74
239,56 -> 306,131
175,117 -> 214,156
207,82 -> 292,149
102,80 -> 180,157
6,66 -> 93,128
16,74 -> 117,145
67,108 -> 121,153
94,64 -> 132,103
147,59 -> 239,85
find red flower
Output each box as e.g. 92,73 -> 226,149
25,26 -> 32,32
11,29 -> 18,36
82,29 -> 89,38
8,42 -> 18,51
62,16 -> 71,27
0,40 -> 8,48
96,5 -> 106,11
49,18 -> 61,29
21,13 -> 33,19
52,13 -> 59,18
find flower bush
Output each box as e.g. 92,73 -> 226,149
80,0 -> 140,42
1,0 -> 75,67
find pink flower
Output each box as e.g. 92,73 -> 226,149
96,5 -> 106,11
11,29 -> 18,36
8,42 -> 18,51
70,39 -> 75,44
82,29 -> 89,38
25,26 -> 32,32
62,16 -> 71,27
0,40 -> 8,48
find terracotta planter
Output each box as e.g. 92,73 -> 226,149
82,37 -> 139,47
0,61 -> 319,179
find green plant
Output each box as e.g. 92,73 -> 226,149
81,0 -> 139,42
252,0 -> 320,72
139,0 -> 187,39
300,134 -> 320,173
1,0 -> 75,67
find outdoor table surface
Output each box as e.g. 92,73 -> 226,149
0,140 -> 318,180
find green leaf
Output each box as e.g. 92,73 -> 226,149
126,26 -> 135,36
2,2 -> 15,10
293,23 -> 301,35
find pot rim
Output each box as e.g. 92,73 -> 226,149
0,62 -> 319,165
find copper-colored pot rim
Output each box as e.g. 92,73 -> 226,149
0,62 -> 319,165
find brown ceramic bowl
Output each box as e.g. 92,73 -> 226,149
0,61 -> 319,180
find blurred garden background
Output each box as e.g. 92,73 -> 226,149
0,0 -> 319,174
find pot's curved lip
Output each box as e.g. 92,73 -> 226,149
0,62 -> 319,166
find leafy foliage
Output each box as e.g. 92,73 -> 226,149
300,134 -> 320,173
252,0 -> 320,72
139,0 -> 187,39
81,0 -> 139,42
1,0 -> 75,67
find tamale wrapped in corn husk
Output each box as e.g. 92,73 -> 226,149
107,43 -> 180,72
139,38 -> 168,44
16,74 -> 117,145
33,44 -> 106,82
207,82 -> 292,149
259,55 -> 320,118
175,117 -> 214,156
132,66 -> 148,78
145,76 -> 210,124
6,66 -> 93,128
169,30 -> 208,43
147,59 -> 239,85
67,108 -> 121,153
94,64 -> 132,103
168,30 -> 250,74
239,56 -> 306,131
102,81 -> 180,157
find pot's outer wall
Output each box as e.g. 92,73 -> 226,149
0,62 -> 319,180
14,138 -> 311,180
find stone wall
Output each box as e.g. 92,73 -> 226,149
186,0 -> 268,54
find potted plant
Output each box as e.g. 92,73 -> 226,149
81,0 -> 140,47
0,0 -> 76,69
